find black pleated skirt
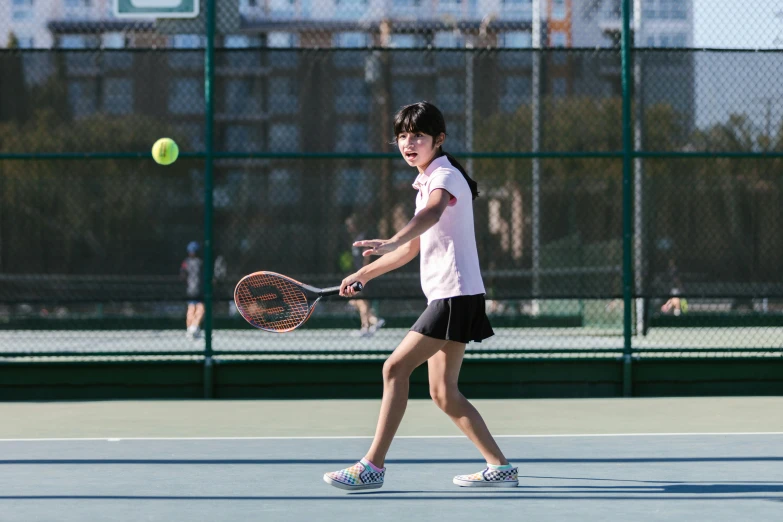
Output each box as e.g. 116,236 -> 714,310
410,294 -> 495,343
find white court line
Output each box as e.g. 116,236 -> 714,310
0,432 -> 781,442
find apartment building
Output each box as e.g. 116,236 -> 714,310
5,1 -> 692,143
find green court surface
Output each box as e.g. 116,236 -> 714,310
2,397 -> 782,439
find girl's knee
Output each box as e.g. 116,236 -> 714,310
430,385 -> 460,411
382,358 -> 412,382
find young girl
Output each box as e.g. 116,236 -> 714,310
323,102 -> 517,490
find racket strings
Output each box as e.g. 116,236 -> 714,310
235,273 -> 310,332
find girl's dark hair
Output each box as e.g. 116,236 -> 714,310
393,101 -> 479,200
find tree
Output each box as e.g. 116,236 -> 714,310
0,32 -> 29,124
0,109 -> 190,275
471,94 -> 783,291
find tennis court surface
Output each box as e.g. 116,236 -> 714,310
2,398 -> 781,522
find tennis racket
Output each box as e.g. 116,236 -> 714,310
234,271 -> 362,333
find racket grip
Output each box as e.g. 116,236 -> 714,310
321,281 -> 363,296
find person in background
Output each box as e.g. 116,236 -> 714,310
344,214 -> 385,337
661,257 -> 687,316
180,241 -> 204,340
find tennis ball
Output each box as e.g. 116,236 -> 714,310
152,137 -> 179,165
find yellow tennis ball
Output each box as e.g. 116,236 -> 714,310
152,138 -> 179,165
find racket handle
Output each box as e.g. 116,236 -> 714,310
321,281 -> 362,297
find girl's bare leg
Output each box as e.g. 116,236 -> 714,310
428,342 -> 508,465
364,332 -> 448,467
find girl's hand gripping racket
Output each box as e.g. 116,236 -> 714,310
234,271 -> 362,333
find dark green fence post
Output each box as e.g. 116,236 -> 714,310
202,0 -> 216,398
621,0 -> 634,396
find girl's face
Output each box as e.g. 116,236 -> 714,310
397,131 -> 444,172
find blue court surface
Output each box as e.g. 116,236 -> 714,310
2,432 -> 781,522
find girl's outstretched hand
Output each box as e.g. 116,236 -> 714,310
354,239 -> 399,257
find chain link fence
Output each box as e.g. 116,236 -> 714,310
1,1 -> 782,365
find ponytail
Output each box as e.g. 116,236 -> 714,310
442,151 -> 479,200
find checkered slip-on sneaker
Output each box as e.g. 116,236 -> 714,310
453,466 -> 519,488
323,458 -> 385,491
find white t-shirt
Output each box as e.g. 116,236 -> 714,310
413,155 -> 486,303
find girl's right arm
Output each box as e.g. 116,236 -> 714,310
340,237 -> 419,296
